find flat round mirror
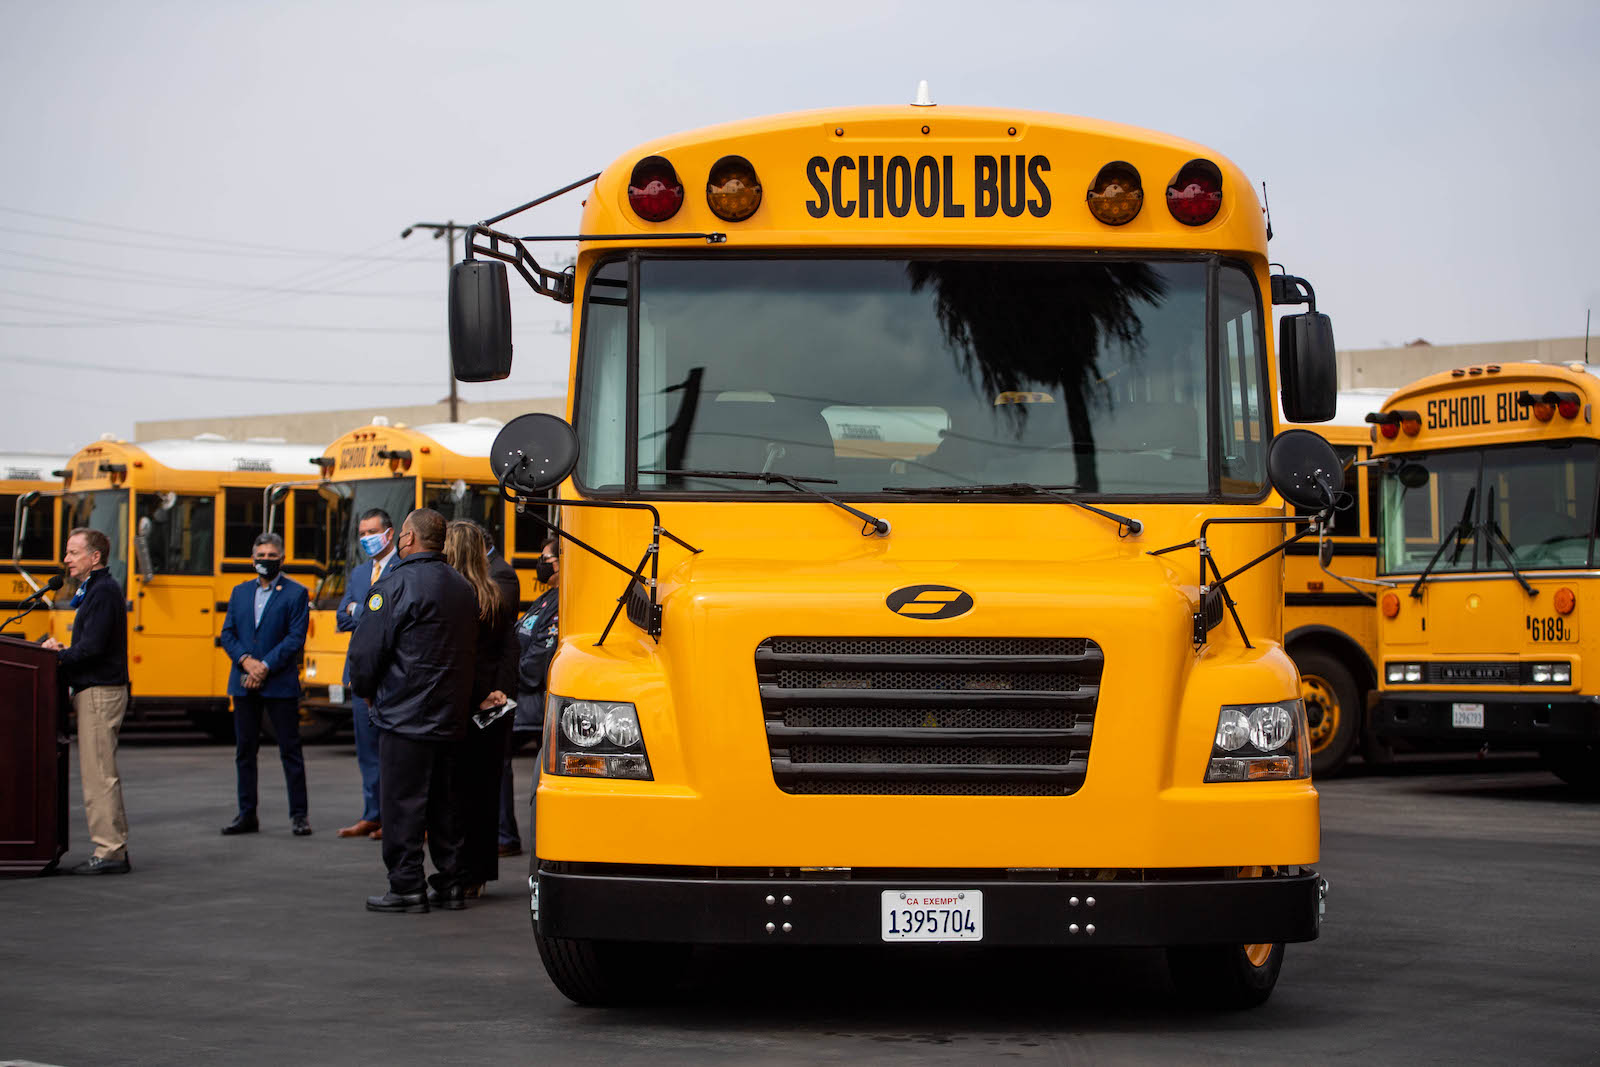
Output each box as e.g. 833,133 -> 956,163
1396,461 -> 1430,489
1267,428 -> 1342,511
491,413 -> 579,494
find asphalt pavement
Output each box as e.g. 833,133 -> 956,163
1,740 -> 1596,1065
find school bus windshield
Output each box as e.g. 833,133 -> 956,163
1378,440 -> 1599,574
311,476 -> 416,608
578,255 -> 1268,498
61,489 -> 129,590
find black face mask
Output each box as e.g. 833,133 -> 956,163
534,560 -> 555,584
254,558 -> 282,580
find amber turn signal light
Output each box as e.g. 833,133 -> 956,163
1555,587 -> 1576,615
1086,161 -> 1142,226
1381,592 -> 1400,619
706,155 -> 762,222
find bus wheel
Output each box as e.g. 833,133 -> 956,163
1295,649 -> 1359,777
1166,942 -> 1284,1009
533,924 -> 688,1005
1541,743 -> 1600,793
187,709 -> 237,745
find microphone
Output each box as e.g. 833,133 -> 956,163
18,574 -> 64,608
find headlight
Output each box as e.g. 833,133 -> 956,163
546,694 -> 652,780
1385,662 -> 1423,684
1205,700 -> 1310,782
1528,662 -> 1572,685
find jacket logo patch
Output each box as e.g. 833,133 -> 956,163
367,592 -> 383,612
885,584 -> 974,621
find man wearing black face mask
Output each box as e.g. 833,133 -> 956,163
218,531 -> 312,836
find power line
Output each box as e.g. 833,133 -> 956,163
0,224 -> 438,261
0,302 -> 441,333
0,259 -> 436,299
0,205 -> 387,255
0,284 -> 443,333
0,352 -> 442,386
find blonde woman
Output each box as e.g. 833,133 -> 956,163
443,520 -> 520,898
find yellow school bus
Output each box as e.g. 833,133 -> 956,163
15,435 -> 323,737
287,417 -> 552,736
1370,361 -> 1600,790
1283,391 -> 1391,775
2,453 -> 67,642
450,102 -> 1341,1006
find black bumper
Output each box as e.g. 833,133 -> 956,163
534,866 -> 1324,947
1376,692 -> 1600,744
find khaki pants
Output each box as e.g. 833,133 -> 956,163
74,685 -> 130,860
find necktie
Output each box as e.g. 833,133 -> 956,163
371,559 -> 382,584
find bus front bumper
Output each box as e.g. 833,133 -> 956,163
532,865 -> 1325,946
1375,692 -> 1600,744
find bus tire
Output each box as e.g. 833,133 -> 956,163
187,709 -> 236,744
1294,648 -> 1360,777
1541,743 -> 1600,794
1166,942 -> 1284,1009
533,923 -> 688,1006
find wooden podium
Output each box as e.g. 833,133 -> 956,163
0,635 -> 69,875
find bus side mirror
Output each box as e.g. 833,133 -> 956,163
449,259 -> 513,382
135,528 -> 156,582
1267,429 -> 1342,512
491,414 -> 579,494
1279,311 -> 1337,423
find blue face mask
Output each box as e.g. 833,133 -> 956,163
359,530 -> 392,559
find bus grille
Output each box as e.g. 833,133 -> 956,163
1425,661 -> 1521,685
756,636 -> 1102,796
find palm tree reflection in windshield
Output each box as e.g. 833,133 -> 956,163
905,261 -> 1167,492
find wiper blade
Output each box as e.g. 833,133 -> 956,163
1410,487 -> 1476,599
883,482 -> 1141,537
1480,486 -> 1537,597
641,469 -> 890,537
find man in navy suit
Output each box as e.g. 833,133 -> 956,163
334,508 -> 397,839
218,531 -> 312,836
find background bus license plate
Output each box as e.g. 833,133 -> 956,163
1452,703 -> 1485,729
880,890 -> 983,942
329,683 -> 345,704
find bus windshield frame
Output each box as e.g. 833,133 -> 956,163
311,476 -> 417,610
1377,439 -> 1600,575
61,488 -> 130,591
571,251 -> 1272,503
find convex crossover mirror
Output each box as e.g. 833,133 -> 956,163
491,414 -> 579,494
1267,429 -> 1342,512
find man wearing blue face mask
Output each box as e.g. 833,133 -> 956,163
335,508 -> 397,839
218,532 -> 311,836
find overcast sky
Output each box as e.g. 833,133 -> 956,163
3,0 -> 1596,455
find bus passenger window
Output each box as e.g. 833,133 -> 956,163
136,493 -> 215,576
223,487 -> 265,558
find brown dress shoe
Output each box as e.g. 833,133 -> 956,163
337,819 -> 381,838
368,826 -> 383,840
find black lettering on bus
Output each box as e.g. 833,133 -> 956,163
859,155 -> 884,218
941,156 -> 965,217
1427,399 -> 1438,430
886,155 -> 912,218
831,156 -> 856,217
1496,392 -> 1508,423
1000,155 -> 1026,217
1027,156 -> 1051,217
974,156 -> 998,217
805,157 -> 829,218
913,156 -> 939,217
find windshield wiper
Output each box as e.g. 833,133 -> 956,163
640,469 -> 890,536
1480,487 -> 1537,598
1410,488 -> 1476,599
883,482 -> 1141,537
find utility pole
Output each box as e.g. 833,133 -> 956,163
401,220 -> 464,421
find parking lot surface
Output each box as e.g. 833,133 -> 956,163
2,741 -> 1596,1065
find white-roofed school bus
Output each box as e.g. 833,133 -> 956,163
445,100 -> 1343,1007
14,435 -> 322,738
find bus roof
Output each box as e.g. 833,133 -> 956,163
0,453 -> 68,481
578,104 -> 1265,253
106,436 -> 323,474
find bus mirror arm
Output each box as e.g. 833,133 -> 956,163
1316,525 -> 1392,598
1150,513 -> 1322,649
495,460 -> 702,645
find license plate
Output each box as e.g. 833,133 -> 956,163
1452,703 -> 1485,729
328,683 -> 345,704
880,890 -> 983,942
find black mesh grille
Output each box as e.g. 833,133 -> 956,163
1423,661 -> 1522,685
758,636 -> 1102,797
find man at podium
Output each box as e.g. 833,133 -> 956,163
41,527 -> 132,875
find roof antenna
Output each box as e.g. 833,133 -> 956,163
912,80 -> 934,107
1260,181 -> 1274,241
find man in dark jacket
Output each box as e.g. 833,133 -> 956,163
218,531 -> 312,837
348,508 -> 478,914
42,527 -> 132,875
